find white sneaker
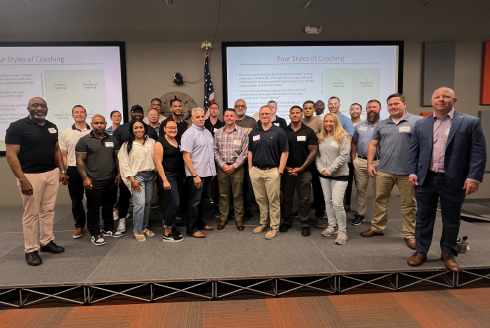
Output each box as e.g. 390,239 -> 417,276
103,229 -> 124,238
321,226 -> 338,237
117,218 -> 126,233
335,231 -> 348,245
91,234 -> 106,246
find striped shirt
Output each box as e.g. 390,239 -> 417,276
353,120 -> 379,157
213,124 -> 249,169
430,108 -> 454,173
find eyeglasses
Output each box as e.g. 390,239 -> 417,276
165,127 -> 177,130
259,113 -> 272,116
234,105 -> 246,108
30,103 -> 47,108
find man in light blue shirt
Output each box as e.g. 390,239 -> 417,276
181,108 -> 216,238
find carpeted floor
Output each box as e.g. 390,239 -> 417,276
1,287 -> 489,327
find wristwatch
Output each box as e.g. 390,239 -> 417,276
60,171 -> 67,174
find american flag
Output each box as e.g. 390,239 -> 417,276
204,51 -> 215,119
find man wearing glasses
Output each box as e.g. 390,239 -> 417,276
258,100 -> 287,129
249,105 -> 289,239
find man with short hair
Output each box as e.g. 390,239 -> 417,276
159,98 -> 189,143
302,100 -> 323,134
59,105 -> 92,239
234,99 -> 258,219
407,87 -> 486,272
76,115 -> 123,246
249,105 -> 289,239
350,103 -> 363,126
280,106 -> 318,236
345,102 -> 364,213
181,108 -> 216,238
361,93 -> 423,250
258,100 -> 287,129
213,108 -> 249,231
315,100 -> 326,120
6,97 -> 68,266
143,98 -> 166,125
351,100 -> 381,226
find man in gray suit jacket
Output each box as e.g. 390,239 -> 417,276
406,87 -> 486,272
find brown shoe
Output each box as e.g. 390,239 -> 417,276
73,228 -> 84,239
345,205 -> 350,212
441,253 -> 460,272
217,221 -> 226,230
236,221 -> 244,231
407,252 -> 427,267
360,228 -> 384,237
188,231 -> 206,238
202,225 -> 214,231
405,238 -> 416,249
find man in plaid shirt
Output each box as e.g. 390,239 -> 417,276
213,108 -> 249,231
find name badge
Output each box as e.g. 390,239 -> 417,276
445,128 -> 450,136
105,142 -> 114,147
399,126 -> 410,133
274,123 -> 280,126
253,135 -> 260,141
330,141 -> 339,148
48,128 -> 57,134
359,126 -> 367,131
214,128 -> 218,132
233,139 -> 241,145
297,136 -> 306,141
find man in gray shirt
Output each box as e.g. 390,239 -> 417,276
361,93 -> 423,250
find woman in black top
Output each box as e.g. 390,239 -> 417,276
154,120 -> 184,242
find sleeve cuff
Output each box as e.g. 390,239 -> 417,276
467,178 -> 481,184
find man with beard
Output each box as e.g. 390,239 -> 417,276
159,98 -> 189,143
6,97 -> 68,266
350,100 -> 381,225
113,105 -> 158,232
234,99 -> 258,219
350,103 -> 363,126
315,100 -> 326,120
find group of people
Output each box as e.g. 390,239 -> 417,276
5,87 -> 486,274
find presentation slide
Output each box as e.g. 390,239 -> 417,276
224,43 -> 401,122
0,43 -> 126,152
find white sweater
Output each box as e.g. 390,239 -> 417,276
315,134 -> 351,177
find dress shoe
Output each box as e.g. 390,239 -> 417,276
351,215 -> 365,226
405,238 -> 416,249
344,205 -> 350,212
236,221 -> 244,231
202,225 -> 214,231
360,228 -> 384,237
441,253 -> 460,272
188,231 -> 206,238
279,223 -> 292,232
217,221 -> 226,230
244,211 -> 253,220
40,241 -> 64,254
407,252 -> 427,267
301,226 -> 311,237
25,251 -> 42,266
73,227 -> 84,239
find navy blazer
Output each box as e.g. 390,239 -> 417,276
407,110 -> 486,190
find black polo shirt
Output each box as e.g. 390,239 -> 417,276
75,131 -> 120,187
284,123 -> 318,171
113,120 -> 158,144
159,117 -> 189,144
204,118 -> 225,137
258,115 -> 287,129
5,117 -> 59,174
249,124 -> 289,167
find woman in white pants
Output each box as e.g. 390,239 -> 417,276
316,113 -> 351,244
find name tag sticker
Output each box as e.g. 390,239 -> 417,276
445,128 -> 450,136
105,142 -> 114,147
274,123 -> 280,126
48,128 -> 57,134
253,135 -> 260,141
399,126 -> 410,133
214,128 -> 218,132
359,126 -> 368,131
233,139 -> 241,145
297,136 -> 306,141
330,141 -> 339,148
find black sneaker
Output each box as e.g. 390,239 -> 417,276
301,226 -> 311,237
162,232 -> 184,243
214,207 -> 220,219
351,215 -> 365,226
103,229 -> 123,238
244,211 -> 253,220
279,223 -> 292,232
25,250 -> 42,266
40,240 -> 65,254
172,226 -> 183,237
291,211 -> 300,219
91,234 -> 106,246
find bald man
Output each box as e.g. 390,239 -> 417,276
6,97 -> 68,266
407,87 -> 486,272
76,115 -> 123,246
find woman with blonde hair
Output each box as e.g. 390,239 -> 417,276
316,113 -> 351,244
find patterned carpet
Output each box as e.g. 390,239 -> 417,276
1,288 -> 489,327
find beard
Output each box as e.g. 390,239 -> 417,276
29,110 -> 46,119
236,110 -> 245,117
367,111 -> 379,123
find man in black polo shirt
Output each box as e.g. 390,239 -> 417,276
159,98 -> 189,143
280,106 -> 318,236
6,97 -> 68,266
258,100 -> 288,129
76,115 -> 123,246
249,105 -> 289,240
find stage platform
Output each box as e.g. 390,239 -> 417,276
0,197 -> 489,308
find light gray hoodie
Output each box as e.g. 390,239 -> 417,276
315,134 -> 351,177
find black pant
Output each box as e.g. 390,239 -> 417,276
243,166 -> 255,213
118,180 -> 131,218
345,161 -> 355,206
67,166 -> 86,228
86,182 -> 118,236
311,166 -> 325,218
187,176 -> 212,234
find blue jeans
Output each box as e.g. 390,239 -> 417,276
132,171 -> 155,233
162,169 -> 183,228
187,176 -> 213,234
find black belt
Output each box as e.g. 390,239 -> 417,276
254,166 -> 278,170
429,170 -> 445,176
357,155 -> 379,160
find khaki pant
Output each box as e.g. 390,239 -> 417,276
217,166 -> 244,223
371,171 -> 416,238
249,166 -> 281,230
353,157 -> 379,216
17,168 -> 60,253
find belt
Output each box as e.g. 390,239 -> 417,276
225,162 -> 234,165
254,166 -> 278,170
429,170 -> 445,176
357,154 -> 379,160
